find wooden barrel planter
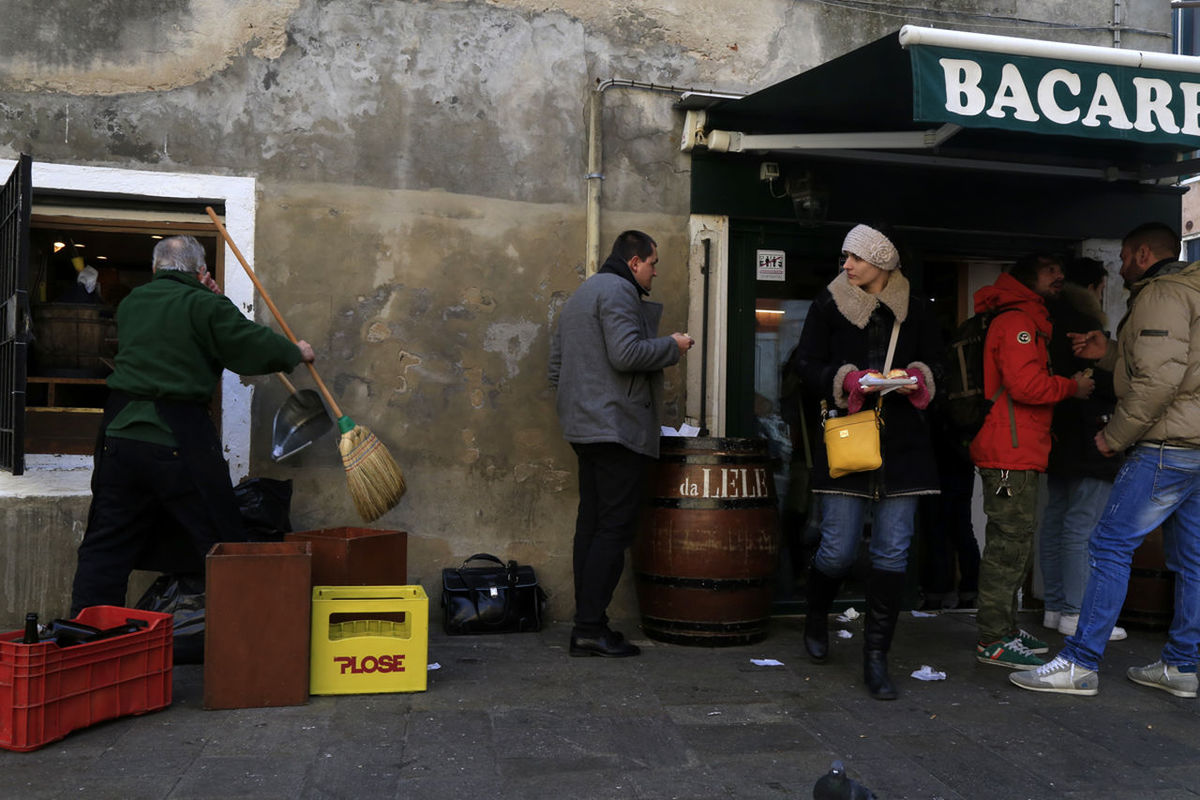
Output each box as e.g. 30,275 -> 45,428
1119,526 -> 1175,631
31,303 -> 117,376
632,437 -> 780,647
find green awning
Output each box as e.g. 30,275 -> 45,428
906,27 -> 1200,148
688,26 -> 1200,180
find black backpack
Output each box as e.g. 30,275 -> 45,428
943,308 -> 1017,445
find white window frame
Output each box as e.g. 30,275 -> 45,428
0,159 -> 257,491
686,214 -> 730,436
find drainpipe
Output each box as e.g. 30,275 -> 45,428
585,92 -> 604,276
584,80 -> 743,275
1113,0 -> 1123,48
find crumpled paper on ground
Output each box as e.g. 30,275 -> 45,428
911,664 -> 946,681
836,629 -> 853,639
750,658 -> 784,667
836,607 -> 860,622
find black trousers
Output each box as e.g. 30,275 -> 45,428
70,437 -> 243,615
571,442 -> 649,632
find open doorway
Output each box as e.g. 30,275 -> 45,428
25,218 -> 223,455
729,223 -> 1039,613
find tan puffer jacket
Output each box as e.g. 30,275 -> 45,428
1104,260 -> 1200,451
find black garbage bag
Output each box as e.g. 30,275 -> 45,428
134,573 -> 206,664
233,477 -> 293,541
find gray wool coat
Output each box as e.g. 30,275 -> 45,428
548,271 -> 680,459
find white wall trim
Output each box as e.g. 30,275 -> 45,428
0,159 -> 257,488
686,215 -> 729,436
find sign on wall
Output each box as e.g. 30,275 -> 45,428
910,44 -> 1200,147
756,249 -> 785,282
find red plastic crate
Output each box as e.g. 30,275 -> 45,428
0,606 -> 173,752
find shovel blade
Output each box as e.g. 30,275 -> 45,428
271,389 -> 333,461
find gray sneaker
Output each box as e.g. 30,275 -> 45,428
1009,655 -> 1099,696
1126,661 -> 1199,698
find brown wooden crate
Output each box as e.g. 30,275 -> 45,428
204,541 -> 312,709
283,528 -> 407,587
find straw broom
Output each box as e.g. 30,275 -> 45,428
205,207 -> 406,521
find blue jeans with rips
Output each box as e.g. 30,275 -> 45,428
813,493 -> 918,576
1038,475 -> 1113,615
1062,444 -> 1200,671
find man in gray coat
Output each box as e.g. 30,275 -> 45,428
549,230 -> 693,657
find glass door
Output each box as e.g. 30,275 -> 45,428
726,224 -> 838,610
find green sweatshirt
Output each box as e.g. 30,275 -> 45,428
106,270 -> 303,445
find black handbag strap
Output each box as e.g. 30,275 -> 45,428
462,553 -> 505,568
461,553 -> 521,586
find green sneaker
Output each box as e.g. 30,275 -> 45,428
976,638 -> 1045,669
1011,628 -> 1049,655
1010,655 -> 1098,695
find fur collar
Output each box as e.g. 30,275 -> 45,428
827,270 -> 910,329
1061,282 -> 1107,329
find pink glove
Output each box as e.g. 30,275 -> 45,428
843,369 -> 873,414
904,367 -> 931,409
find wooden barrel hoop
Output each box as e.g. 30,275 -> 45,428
633,437 -> 780,647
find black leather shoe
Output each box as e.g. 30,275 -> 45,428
569,629 -> 640,658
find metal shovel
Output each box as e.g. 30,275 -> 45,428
271,372 -> 333,461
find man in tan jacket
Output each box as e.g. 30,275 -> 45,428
1010,222 -> 1200,698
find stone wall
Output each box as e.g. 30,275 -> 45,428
0,1 -> 1175,627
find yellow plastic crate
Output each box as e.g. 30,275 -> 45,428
310,585 -> 428,695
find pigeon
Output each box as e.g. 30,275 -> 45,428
813,759 -> 878,800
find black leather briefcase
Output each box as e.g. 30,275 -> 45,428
441,553 -> 547,634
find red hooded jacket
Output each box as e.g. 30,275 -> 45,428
969,272 -> 1078,471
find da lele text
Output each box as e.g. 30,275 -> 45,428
677,466 -> 770,499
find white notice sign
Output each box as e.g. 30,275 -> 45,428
756,249 -> 785,282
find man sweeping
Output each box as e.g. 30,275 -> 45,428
548,230 -> 693,657
70,235 -> 314,614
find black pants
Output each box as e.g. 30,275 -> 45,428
918,465 -> 980,596
70,437 -> 241,615
571,442 -> 649,632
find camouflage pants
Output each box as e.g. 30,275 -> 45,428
976,468 -> 1039,644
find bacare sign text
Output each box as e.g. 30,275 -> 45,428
910,45 -> 1200,147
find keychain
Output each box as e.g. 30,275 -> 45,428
995,469 -> 1013,497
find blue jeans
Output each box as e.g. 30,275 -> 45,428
1062,445 -> 1200,671
813,493 -> 918,576
1038,475 -> 1112,615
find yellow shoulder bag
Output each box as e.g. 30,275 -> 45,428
822,319 -> 899,480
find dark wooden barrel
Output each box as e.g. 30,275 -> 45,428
1120,526 -> 1175,631
632,437 -> 780,647
31,303 -> 117,375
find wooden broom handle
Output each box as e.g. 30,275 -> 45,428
276,371 -> 299,395
205,206 -> 344,419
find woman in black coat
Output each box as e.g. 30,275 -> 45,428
792,224 -> 943,700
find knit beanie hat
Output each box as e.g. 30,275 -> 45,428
842,224 -> 900,271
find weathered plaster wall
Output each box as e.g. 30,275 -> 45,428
0,0 -> 1176,627
244,183 -> 691,613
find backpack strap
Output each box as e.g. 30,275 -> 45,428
1005,392 -> 1018,449
988,308 -> 1023,450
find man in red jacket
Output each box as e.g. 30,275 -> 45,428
971,253 -> 1094,669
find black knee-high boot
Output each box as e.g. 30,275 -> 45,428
864,568 -> 906,700
804,566 -> 843,663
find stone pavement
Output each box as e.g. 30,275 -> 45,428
2,611 -> 1199,799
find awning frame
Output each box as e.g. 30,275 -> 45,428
684,25 -> 1200,183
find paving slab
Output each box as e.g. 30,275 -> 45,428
1,612 -> 1198,799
